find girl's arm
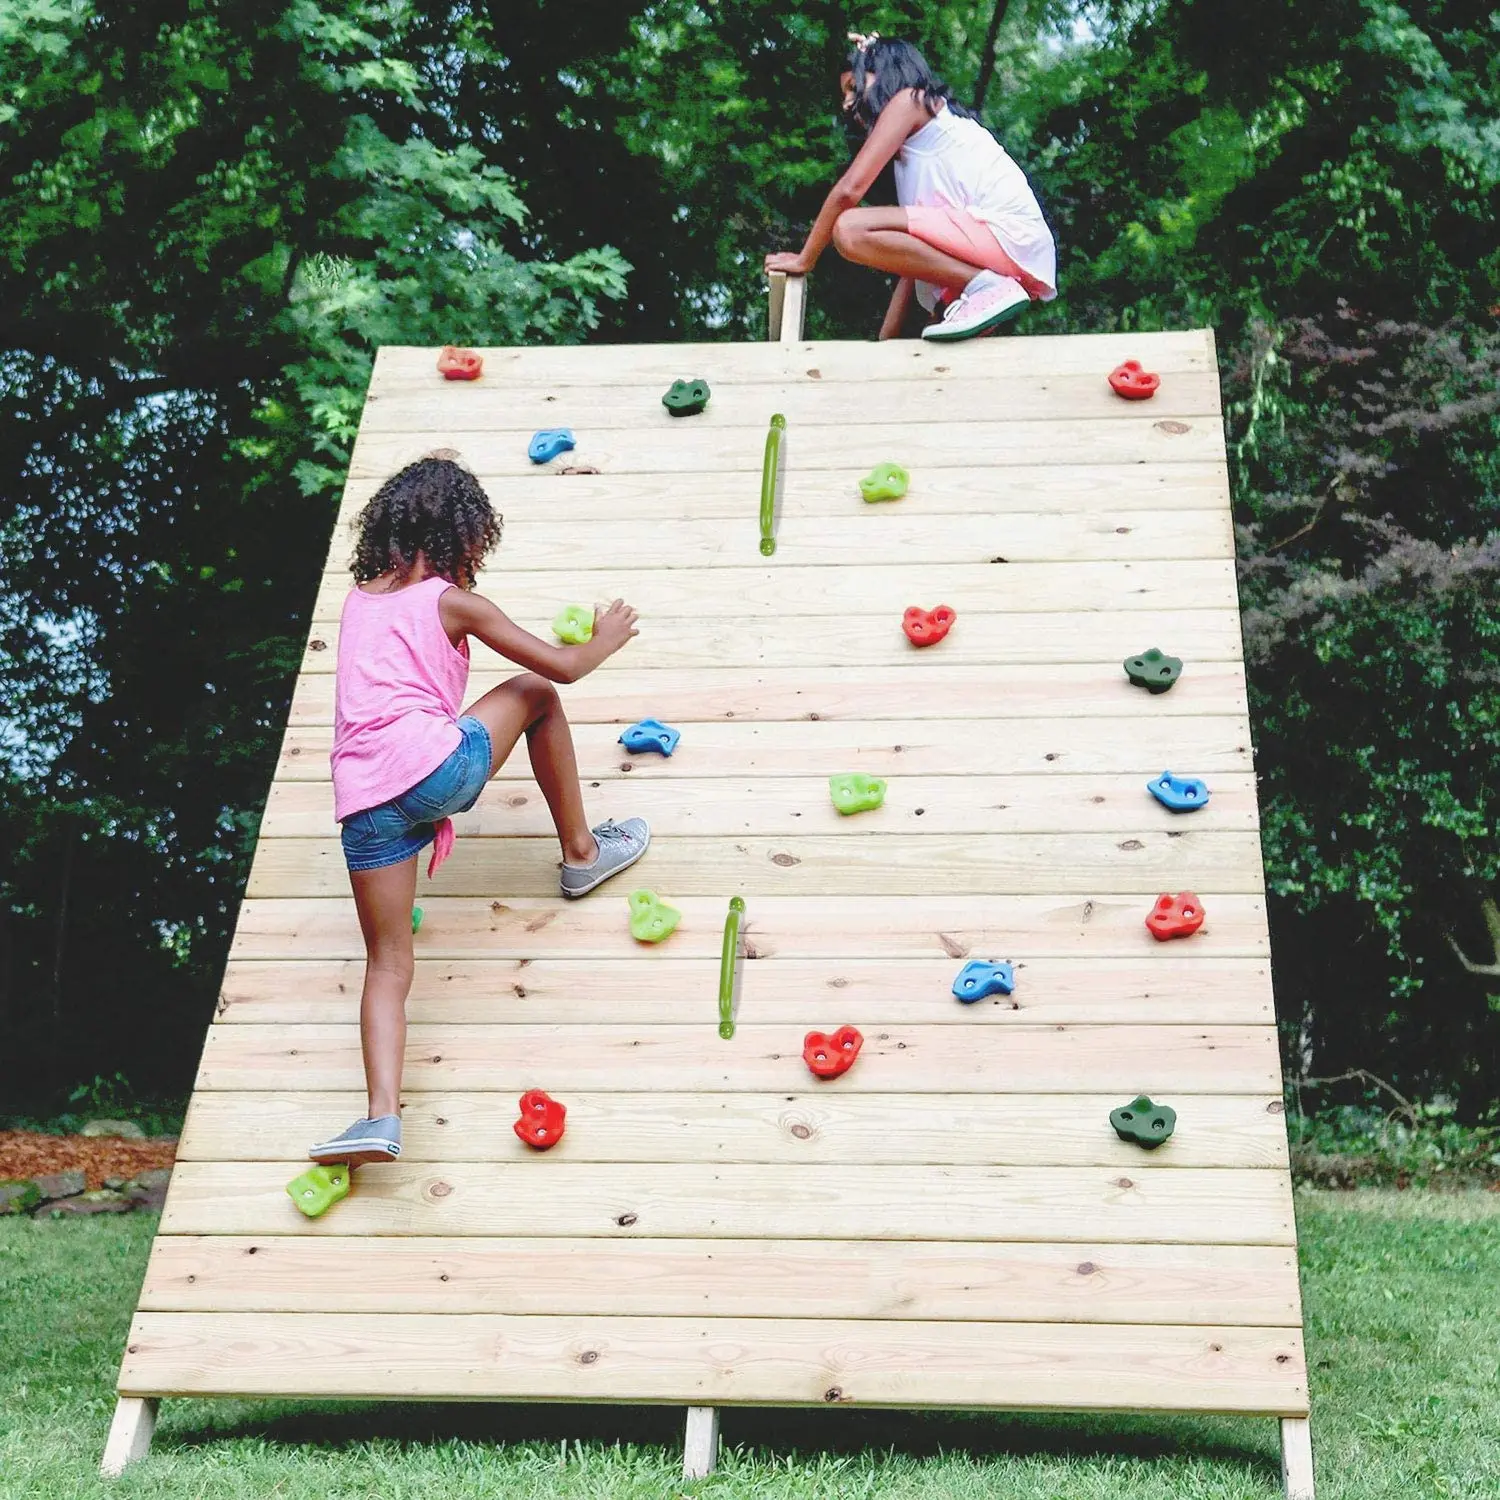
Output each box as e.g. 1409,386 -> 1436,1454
878,277 -> 915,339
765,91 -> 931,275
439,590 -> 638,685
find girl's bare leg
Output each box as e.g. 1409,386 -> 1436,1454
347,853 -> 418,1161
464,672 -> 597,865
832,207 -> 984,294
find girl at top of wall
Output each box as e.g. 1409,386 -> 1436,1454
765,32 -> 1057,342
311,454 -> 650,1167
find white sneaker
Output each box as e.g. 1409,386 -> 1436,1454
922,271 -> 1031,341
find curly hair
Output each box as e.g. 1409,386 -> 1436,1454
349,455 -> 502,590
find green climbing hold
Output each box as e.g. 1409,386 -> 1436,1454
1124,647 -> 1183,694
1109,1095 -> 1177,1149
629,888 -> 682,943
553,605 -> 594,645
829,773 -> 887,815
662,378 -> 711,416
719,895 -> 745,1039
859,462 -> 909,503
411,905 -> 423,935
286,1163 -> 352,1218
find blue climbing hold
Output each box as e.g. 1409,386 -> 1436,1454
619,717 -> 680,757
528,428 -> 576,464
1148,771 -> 1211,813
952,960 -> 1015,1003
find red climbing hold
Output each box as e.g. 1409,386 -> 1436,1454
902,605 -> 957,648
513,1089 -> 567,1149
803,1025 -> 863,1079
1146,892 -> 1205,942
438,345 -> 483,381
1108,360 -> 1160,400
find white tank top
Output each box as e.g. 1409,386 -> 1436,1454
893,103 -> 1057,301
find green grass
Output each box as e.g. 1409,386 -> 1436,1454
1,1192 -> 1496,1498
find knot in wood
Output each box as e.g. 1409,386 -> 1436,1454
824,1386 -> 848,1403
616,1212 -> 638,1227
428,1181 -> 453,1198
308,638 -> 327,651
1115,1177 -> 1134,1190
578,1350 -> 600,1365
1076,1262 -> 1097,1276
790,1124 -> 812,1140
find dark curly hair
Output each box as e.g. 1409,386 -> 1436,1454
349,454 -> 502,590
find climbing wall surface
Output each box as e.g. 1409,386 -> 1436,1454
119,334 -> 1308,1421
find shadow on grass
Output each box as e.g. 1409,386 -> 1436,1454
160,1396 -> 1280,1474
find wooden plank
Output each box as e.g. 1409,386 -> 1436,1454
99,1396 -> 157,1477
179,1092 -> 1290,1168
684,1406 -> 719,1480
139,1236 -> 1302,1325
118,1311 -> 1307,1413
300,611 -> 1244,677
230,894 -> 1272,961
159,1162 -> 1296,1245
357,372 -> 1223,433
316,511 -> 1235,572
244,829 -> 1268,900
335,460 -> 1233,522
217,955 -> 1277,1027
286,670 -> 1252,729
194,1023 -> 1281,1094
313,560 -> 1240,621
347,419 -> 1222,480
364,335 -> 1219,390
1281,1416 -> 1316,1498
259,775 -> 1261,838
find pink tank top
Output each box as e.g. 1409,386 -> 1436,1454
331,576 -> 470,823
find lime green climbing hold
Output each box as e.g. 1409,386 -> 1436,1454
859,462 -> 909,503
553,605 -> 594,645
662,378 -> 711,416
829,773 -> 887,815
629,888 -> 681,943
286,1163 -> 352,1219
411,905 -> 423,935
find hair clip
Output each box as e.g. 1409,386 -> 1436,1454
847,30 -> 881,52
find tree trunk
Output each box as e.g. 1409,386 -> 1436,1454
48,826 -> 75,1092
972,0 -> 1014,114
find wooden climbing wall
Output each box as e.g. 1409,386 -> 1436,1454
116,333 -> 1309,1433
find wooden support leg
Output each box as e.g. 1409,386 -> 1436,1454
100,1396 -> 158,1477
682,1405 -> 720,1479
766,272 -> 806,344
1280,1416 -> 1315,1499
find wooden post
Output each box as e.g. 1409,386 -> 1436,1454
1280,1417 -> 1315,1499
100,1396 -> 158,1477
682,1405 -> 720,1478
766,272 -> 806,344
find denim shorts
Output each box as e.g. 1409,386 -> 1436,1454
340,716 -> 493,873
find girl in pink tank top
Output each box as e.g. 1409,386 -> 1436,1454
309,454 -> 653,1167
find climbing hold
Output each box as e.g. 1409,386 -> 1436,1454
552,605 -> 594,645
286,1163 -> 352,1219
803,1025 -> 863,1079
859,462 -> 909,503
662,378 -> 711,416
513,1089 -> 567,1150
629,889 -> 681,944
1108,360 -> 1160,400
437,345 -> 483,381
1146,892 -> 1205,942
829,773 -> 886,815
529,428 -> 576,464
719,895 -> 745,1040
760,413 -> 786,556
1110,1095 -> 1177,1148
951,959 -> 1015,1003
619,718 -> 680,756
1148,771 -> 1211,813
1124,647 -> 1183,694
902,605 -> 956,648
411,905 -> 424,935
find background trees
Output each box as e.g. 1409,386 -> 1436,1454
2,0 -> 1496,1116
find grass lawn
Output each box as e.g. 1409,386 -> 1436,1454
0,1191 -> 1495,1498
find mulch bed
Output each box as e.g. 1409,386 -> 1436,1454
0,1131 -> 177,1190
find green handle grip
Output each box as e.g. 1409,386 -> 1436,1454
759,414 -> 785,556
719,896 -> 745,1039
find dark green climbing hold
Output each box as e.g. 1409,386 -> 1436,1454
1124,647 -> 1183,694
662,378 -> 711,416
1110,1095 -> 1177,1148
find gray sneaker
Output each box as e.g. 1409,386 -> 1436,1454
309,1114 -> 402,1163
560,817 -> 651,899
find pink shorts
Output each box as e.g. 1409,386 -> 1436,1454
904,206 -> 1051,300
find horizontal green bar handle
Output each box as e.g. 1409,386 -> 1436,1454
759,414 -> 786,556
719,895 -> 746,1039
